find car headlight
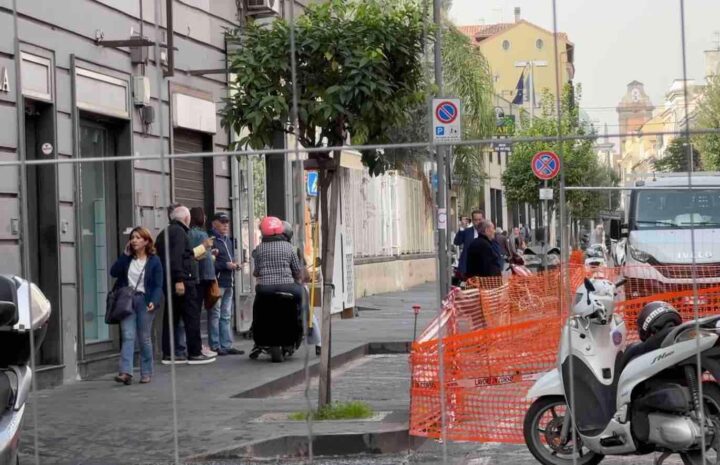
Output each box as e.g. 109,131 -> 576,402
629,245 -> 651,263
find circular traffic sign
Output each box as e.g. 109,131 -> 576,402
531,151 -> 561,180
435,101 -> 458,124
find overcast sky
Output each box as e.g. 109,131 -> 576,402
449,0 -> 720,143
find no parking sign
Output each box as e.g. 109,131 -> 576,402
531,151 -> 561,181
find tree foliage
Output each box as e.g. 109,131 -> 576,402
383,23 -> 496,210
222,0 -> 429,175
696,73 -> 720,170
501,84 -> 617,219
652,137 -> 702,173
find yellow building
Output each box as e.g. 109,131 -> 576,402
458,11 -> 575,108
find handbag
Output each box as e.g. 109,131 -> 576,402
105,262 -> 147,325
204,279 -> 221,310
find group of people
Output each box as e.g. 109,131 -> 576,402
110,204 -> 243,385
453,210 -> 532,281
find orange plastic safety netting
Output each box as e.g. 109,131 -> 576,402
409,263 -> 720,444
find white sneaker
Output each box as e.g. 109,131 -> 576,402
202,345 -> 218,357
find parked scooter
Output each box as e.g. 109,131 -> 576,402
524,275 -> 720,465
584,243 -> 608,269
249,290 -> 303,363
0,275 -> 51,465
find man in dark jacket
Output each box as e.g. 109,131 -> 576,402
453,210 -> 484,277
466,220 -> 502,279
208,212 -> 243,355
156,206 -> 215,365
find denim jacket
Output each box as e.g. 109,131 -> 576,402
188,227 -> 216,281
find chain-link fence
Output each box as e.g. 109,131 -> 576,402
3,0 -> 720,464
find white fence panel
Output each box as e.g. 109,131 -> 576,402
342,168 -> 434,258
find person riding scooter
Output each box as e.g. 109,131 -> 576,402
249,216 -> 305,361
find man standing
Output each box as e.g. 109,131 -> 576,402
453,210 -> 484,278
208,212 -> 244,356
466,220 -> 502,279
156,206 -> 216,365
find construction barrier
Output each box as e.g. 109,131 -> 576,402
409,263 -> 720,444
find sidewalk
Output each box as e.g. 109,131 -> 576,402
20,283 -> 438,465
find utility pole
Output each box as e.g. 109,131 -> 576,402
434,0 -> 449,296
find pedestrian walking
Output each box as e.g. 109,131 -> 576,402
156,206 -> 216,365
110,227 -> 164,385
208,212 -> 244,356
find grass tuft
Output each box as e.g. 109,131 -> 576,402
288,401 -> 374,421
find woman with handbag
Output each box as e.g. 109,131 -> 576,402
110,227 -> 163,385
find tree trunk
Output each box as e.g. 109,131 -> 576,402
318,156 -> 340,407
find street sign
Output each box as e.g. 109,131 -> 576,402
432,98 -> 462,143
491,140 -> 512,152
531,151 -> 561,181
41,142 -> 53,156
438,208 -> 447,230
539,188 -> 553,200
307,171 -> 318,197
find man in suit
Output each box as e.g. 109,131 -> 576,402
466,220 -> 502,279
453,210 -> 484,278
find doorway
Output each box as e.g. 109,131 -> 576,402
24,100 -> 61,366
78,120 -> 120,352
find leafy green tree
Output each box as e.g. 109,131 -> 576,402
696,73 -> 720,170
221,0 -> 429,406
652,137 -> 702,173
384,24 -> 496,212
502,84 -> 615,221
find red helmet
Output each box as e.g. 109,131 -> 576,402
260,216 -> 284,237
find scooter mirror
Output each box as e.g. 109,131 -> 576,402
0,301 -> 18,327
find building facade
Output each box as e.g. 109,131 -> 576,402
0,0 -> 260,386
458,9 -> 574,110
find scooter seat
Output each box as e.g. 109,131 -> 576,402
621,326 -> 675,371
0,372 -> 13,411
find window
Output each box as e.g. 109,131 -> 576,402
502,40 -> 510,51
490,188 -> 504,229
633,189 -> 720,230
536,38 -> 544,49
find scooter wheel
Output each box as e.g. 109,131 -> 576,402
270,346 -> 283,363
523,396 -> 604,465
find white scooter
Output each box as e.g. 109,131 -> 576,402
0,276 -> 51,465
524,276 -> 720,465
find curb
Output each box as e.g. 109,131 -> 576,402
188,426 -> 426,461
233,341 -> 411,399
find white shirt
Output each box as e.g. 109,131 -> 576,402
128,257 -> 147,294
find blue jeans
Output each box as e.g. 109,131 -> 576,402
120,294 -> 156,377
208,287 -> 233,351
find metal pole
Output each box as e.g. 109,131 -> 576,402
530,62 -> 535,120
432,2 -> 448,464
433,0 -> 448,296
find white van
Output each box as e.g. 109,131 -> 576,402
610,172 -> 720,298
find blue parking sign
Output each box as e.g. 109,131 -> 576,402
435,127 -> 445,136
307,171 -> 319,196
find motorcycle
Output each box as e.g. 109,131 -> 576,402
249,289 -> 303,363
584,243 -> 608,269
0,275 -> 51,465
523,247 -> 561,273
524,276 -> 720,465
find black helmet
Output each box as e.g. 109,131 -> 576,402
637,301 -> 682,342
282,221 -> 293,241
